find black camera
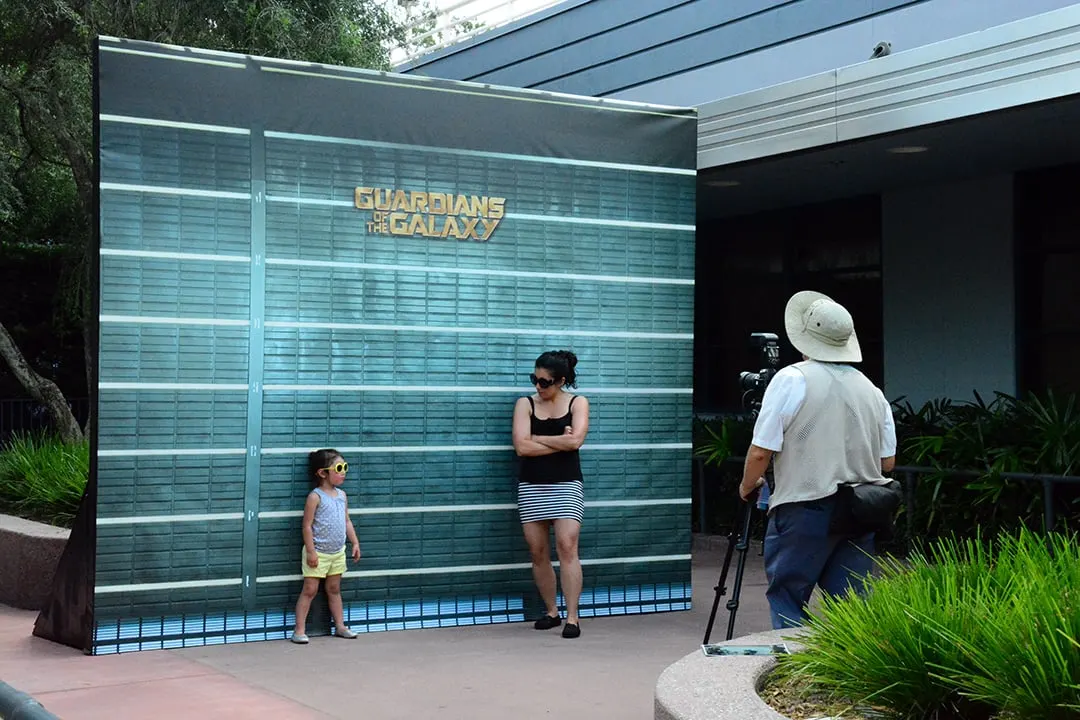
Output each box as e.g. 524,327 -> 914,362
738,332 -> 781,416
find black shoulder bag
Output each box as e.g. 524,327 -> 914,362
830,480 -> 902,537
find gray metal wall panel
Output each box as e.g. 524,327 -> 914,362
402,0 -> 920,97
696,1 -> 1080,168
616,0 -> 1080,107
396,0 -> 679,79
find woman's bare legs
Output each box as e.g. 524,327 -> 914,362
523,520 -> 558,617
554,519 -> 582,624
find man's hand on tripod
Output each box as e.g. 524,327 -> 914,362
739,444 -> 774,502
739,476 -> 764,502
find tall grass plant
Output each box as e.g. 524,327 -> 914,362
772,530 -> 1080,719
0,432 -> 88,526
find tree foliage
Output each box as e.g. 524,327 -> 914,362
397,2 -> 485,57
0,1 -> 417,443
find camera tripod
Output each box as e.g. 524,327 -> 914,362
701,482 -> 765,645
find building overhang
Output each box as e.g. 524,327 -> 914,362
698,4 -> 1080,170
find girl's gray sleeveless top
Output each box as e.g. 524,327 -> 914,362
311,487 -> 347,553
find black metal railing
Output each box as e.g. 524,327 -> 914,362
692,455 -> 1080,544
0,397 -> 89,446
892,464 -> 1080,533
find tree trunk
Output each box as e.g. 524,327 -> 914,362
0,320 -> 84,444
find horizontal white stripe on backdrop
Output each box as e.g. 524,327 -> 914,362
96,249 -> 693,285
100,45 -> 246,69
94,554 -> 692,592
259,443 -> 691,455
100,182 -> 250,200
97,249 -> 693,286
264,257 -> 694,286
97,316 -> 690,340
98,383 -> 249,391
256,554 -> 692,585
91,499 -> 690,526
99,114 -> 251,135
94,578 -> 242,594
95,382 -> 690,394
261,385 -> 691,395
97,513 -> 245,526
258,498 -> 691,520
96,448 -> 248,457
100,248 -> 252,263
95,443 -> 691,459
264,320 -> 691,340
99,315 -> 250,327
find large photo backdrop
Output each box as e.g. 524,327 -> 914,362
38,37 -> 697,654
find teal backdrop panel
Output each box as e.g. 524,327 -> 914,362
80,37 -> 696,655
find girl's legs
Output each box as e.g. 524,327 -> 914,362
293,577 -> 320,636
522,520 -> 558,617
325,574 -> 348,633
553,519 -> 582,624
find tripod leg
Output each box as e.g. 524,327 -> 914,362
724,501 -> 755,641
702,520 -> 739,645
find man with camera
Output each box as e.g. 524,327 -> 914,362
738,291 -> 897,629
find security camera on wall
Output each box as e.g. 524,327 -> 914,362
871,41 -> 892,59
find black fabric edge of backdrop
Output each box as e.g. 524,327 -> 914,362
31,38 -> 102,655
96,37 -> 698,170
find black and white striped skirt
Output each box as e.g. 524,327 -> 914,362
517,480 -> 584,524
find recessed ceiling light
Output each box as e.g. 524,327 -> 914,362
705,179 -> 741,187
887,145 -> 928,154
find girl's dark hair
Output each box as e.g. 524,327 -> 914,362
535,350 -> 578,388
308,448 -> 341,487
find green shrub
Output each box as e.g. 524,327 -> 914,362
773,530 -> 1080,719
692,391 -> 1080,539
894,391 -> 1080,539
930,532 -> 1080,719
0,433 -> 88,526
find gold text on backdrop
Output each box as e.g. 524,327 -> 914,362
355,187 -> 506,242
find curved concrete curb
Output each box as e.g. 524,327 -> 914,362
0,514 -> 70,611
0,680 -> 60,720
655,629 -> 806,720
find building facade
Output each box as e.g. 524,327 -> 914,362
400,0 -> 1080,411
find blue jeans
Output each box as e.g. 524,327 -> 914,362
763,495 -> 875,629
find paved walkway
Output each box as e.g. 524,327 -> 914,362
0,540 -> 774,720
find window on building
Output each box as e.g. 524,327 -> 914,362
1015,163 -> 1080,395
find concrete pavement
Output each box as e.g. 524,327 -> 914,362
0,539 -> 774,720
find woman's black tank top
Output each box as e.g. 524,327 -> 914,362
518,395 -> 584,484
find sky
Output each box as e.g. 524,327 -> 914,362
390,0 -> 563,64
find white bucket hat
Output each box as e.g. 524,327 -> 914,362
784,290 -> 862,363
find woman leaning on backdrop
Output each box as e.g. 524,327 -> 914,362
512,350 -> 590,639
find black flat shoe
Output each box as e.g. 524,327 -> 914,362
562,622 -> 580,639
534,613 -> 562,630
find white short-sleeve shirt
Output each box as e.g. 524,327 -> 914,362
750,364 -> 897,457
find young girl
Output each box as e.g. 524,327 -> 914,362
291,448 -> 362,643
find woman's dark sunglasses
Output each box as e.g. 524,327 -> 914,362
529,373 -> 558,389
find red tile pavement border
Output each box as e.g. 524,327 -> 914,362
0,607 -> 329,719
34,674 -> 332,720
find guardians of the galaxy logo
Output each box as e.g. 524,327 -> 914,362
354,187 -> 506,242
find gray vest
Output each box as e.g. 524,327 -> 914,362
770,361 -> 888,511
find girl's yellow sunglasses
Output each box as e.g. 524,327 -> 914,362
323,462 -> 348,474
